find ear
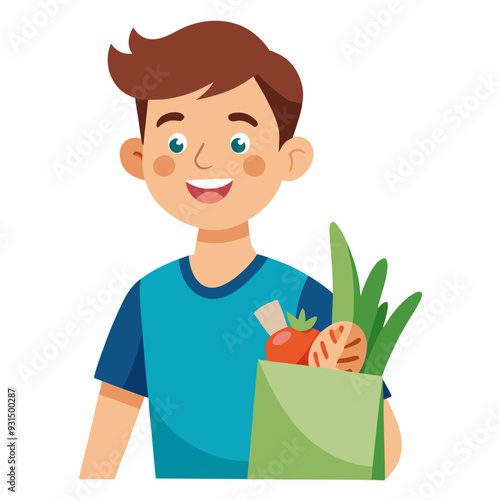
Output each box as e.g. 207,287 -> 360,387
279,137 -> 314,181
120,138 -> 145,179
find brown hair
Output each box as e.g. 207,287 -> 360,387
108,21 -> 303,148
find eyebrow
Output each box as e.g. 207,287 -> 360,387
228,112 -> 258,127
156,112 -> 184,127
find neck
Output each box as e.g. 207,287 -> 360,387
189,222 -> 257,287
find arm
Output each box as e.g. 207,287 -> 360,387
384,400 -> 402,478
80,382 -> 143,479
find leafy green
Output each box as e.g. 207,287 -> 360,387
355,259 -> 388,348
349,245 -> 360,314
330,222 -> 356,323
366,302 -> 388,359
363,292 -> 422,376
327,221 -> 422,376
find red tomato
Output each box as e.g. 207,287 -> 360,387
265,326 -> 321,365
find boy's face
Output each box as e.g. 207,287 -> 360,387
120,78 -> 313,231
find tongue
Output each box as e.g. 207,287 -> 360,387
197,191 -> 224,203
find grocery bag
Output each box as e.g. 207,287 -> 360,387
247,360 -> 385,480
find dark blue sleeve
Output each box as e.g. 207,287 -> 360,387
94,280 -> 148,397
297,277 -> 391,400
383,384 -> 391,399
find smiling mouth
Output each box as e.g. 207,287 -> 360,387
186,179 -> 233,204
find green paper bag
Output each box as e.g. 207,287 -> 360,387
248,361 -> 385,480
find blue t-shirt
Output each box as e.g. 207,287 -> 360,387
94,255 -> 391,478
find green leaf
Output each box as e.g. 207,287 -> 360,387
370,302 -> 388,351
349,245 -> 360,313
304,316 -> 318,330
362,302 -> 388,373
356,259 -> 388,347
287,309 -> 318,332
363,292 -> 422,376
330,222 -> 356,323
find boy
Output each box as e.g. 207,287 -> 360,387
80,21 -> 401,480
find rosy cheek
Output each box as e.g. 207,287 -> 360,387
153,155 -> 175,177
243,155 -> 266,177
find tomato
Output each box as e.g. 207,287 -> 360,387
265,325 -> 320,365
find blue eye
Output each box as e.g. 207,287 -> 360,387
168,133 -> 187,153
230,133 -> 250,154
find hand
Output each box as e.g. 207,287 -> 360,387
308,321 -> 367,373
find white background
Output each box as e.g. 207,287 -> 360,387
2,0 -> 500,498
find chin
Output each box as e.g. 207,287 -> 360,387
194,218 -> 247,231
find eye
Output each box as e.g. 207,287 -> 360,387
230,133 -> 250,154
168,133 -> 187,154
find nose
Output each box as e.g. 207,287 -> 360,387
194,143 -> 213,170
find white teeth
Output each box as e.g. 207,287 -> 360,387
186,178 -> 233,189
